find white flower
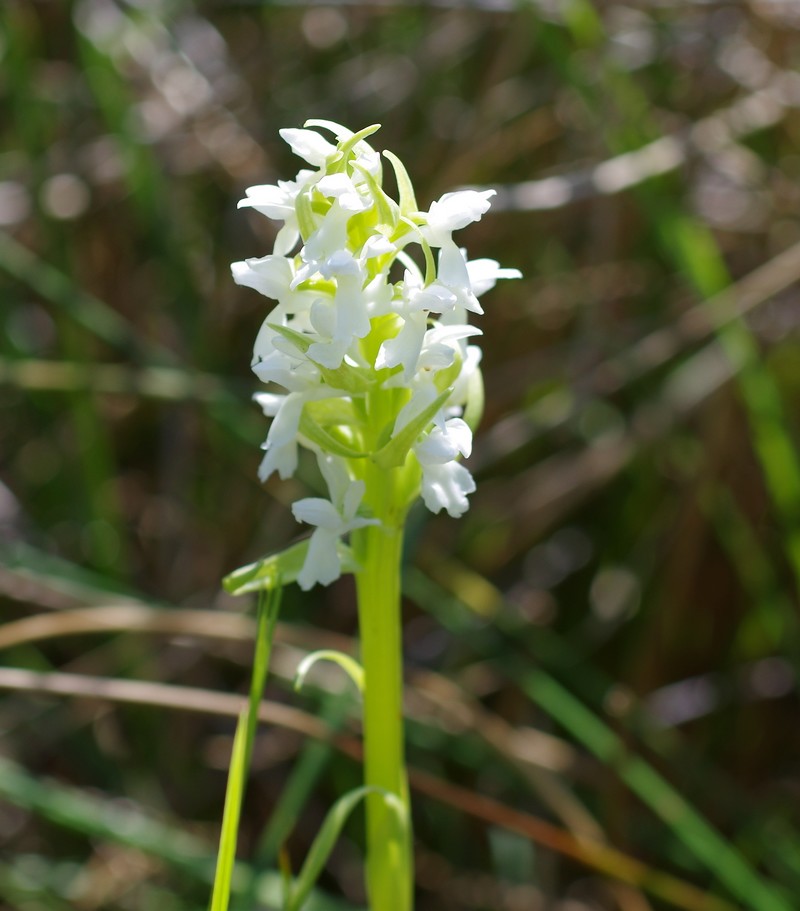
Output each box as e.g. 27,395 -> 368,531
317,173 -> 372,213
254,391 -> 305,481
437,241 -> 483,315
251,317 -> 318,388
375,310 -> 428,379
402,267 -> 457,314
417,460 -> 476,518
237,172 -> 314,255
361,232 -> 395,262
448,343 -> 483,410
292,455 -> 378,589
467,258 -> 523,297
231,254 -> 296,305
303,120 -> 382,176
280,127 -> 339,167
374,269 -> 460,379
416,323 -> 482,373
254,385 -> 341,482
414,418 -> 475,518
423,189 -> 496,246
292,201 -> 360,287
307,272 -> 372,368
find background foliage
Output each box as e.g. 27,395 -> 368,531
2,0 -> 800,908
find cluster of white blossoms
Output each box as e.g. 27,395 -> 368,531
232,121 -> 520,590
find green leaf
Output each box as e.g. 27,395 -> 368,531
373,418 -> 395,454
383,150 -> 418,217
322,124 -> 381,176
373,388 -> 452,470
284,786 -> 405,911
318,363 -> 374,395
352,162 -> 399,230
269,323 -> 312,353
223,541 -> 359,596
310,193 -> 335,218
299,412 -> 366,459
422,237 -> 437,288
433,353 -> 463,395
394,217 -> 436,286
295,187 -> 317,243
295,650 -> 364,694
338,125 -> 382,162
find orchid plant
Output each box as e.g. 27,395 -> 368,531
214,121 -> 519,911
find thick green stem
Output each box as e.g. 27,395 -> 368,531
353,520 -> 413,911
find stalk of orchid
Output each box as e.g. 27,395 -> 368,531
221,121 -> 520,911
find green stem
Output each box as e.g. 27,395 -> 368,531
353,521 -> 412,911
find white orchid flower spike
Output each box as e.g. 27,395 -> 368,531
230,120 -> 521,587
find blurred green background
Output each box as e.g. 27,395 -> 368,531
2,0 -> 800,909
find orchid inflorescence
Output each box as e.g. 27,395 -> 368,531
231,120 -> 520,591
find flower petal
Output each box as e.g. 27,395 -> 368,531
297,528 -> 342,589
341,478 -> 366,522
376,310 -> 427,379
426,189 -> 495,240
258,439 -> 297,482
467,258 -> 522,296
292,497 -> 342,530
419,460 -> 476,518
318,454 -> 352,508
231,255 -> 293,301
415,418 -> 472,465
280,128 -> 338,166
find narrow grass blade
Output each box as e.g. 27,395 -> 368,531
295,650 -> 364,694
210,710 -> 251,911
285,786 -> 405,911
209,583 -> 282,911
0,758 -> 359,910
253,691 -> 353,868
702,482 -> 800,660
521,668 -> 792,911
0,755 -> 211,879
408,567 -> 800,904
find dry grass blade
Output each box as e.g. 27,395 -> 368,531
0,666 -> 740,911
0,603 -> 353,654
0,605 -> 255,651
0,667 -> 342,746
